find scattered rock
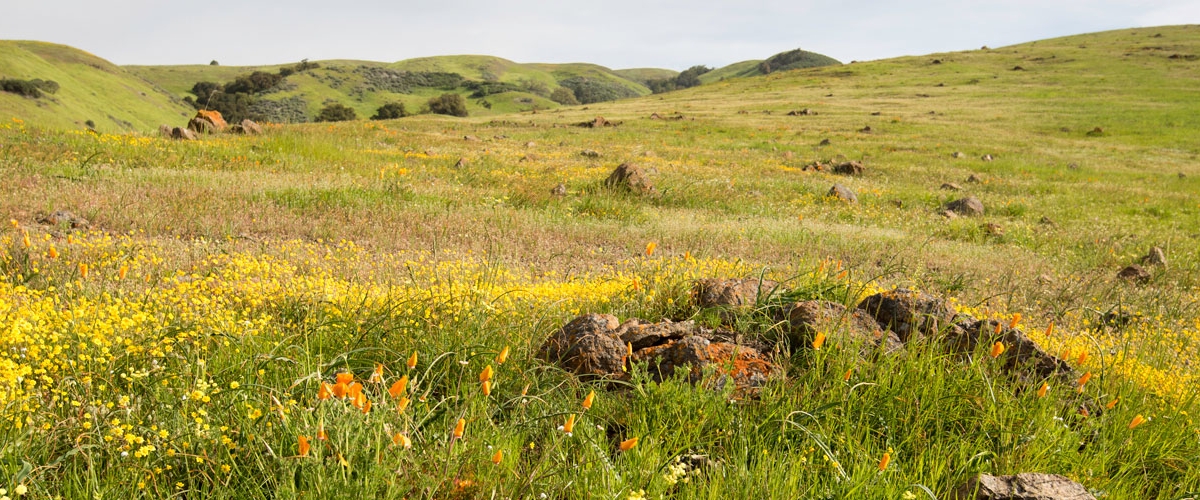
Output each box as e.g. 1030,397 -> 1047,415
36,210 -> 89,229
983,222 -> 1004,236
857,289 -> 956,343
1117,264 -> 1150,283
828,184 -> 858,203
537,314 -> 627,379
832,161 -> 864,176
463,135 -> 480,142
1179,172 -> 1187,179
981,154 -> 994,161
952,473 -> 1095,500
1038,216 -> 1055,226
550,183 -> 567,197
945,196 -> 985,216
870,111 -> 882,116
1012,65 -> 1026,71
1141,246 -> 1167,267
952,151 -> 965,158
947,320 -> 1073,381
785,301 -> 903,355
453,158 -> 468,169
1085,127 -> 1104,137
171,127 -> 197,140
692,278 -> 780,308
819,138 -> 831,146
890,199 -> 904,208
940,210 -> 959,219
859,125 -> 873,133
1037,274 -> 1055,285
932,59 -> 943,64
782,151 -> 794,160
578,116 -> 619,128
967,174 -> 982,183
604,163 -> 656,195
157,124 -> 173,138
525,141 -> 536,148
1068,163 -> 1079,170
239,119 -> 263,135
580,149 -> 601,158
520,154 -> 542,162
787,109 -> 816,116
941,183 -> 962,191
187,110 -> 227,134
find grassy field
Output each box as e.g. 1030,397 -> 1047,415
2,25 -> 1200,498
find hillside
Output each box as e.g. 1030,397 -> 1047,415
0,41 -> 193,132
2,25 -> 1200,499
126,55 -> 656,123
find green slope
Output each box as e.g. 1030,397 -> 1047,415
0,41 -> 194,133
698,59 -> 761,84
613,67 -> 679,84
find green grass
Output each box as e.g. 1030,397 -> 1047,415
2,25 -> 1200,499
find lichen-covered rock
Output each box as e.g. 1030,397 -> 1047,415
692,278 -> 780,308
857,289 -> 956,342
605,163 -> 656,195
786,301 -> 902,354
536,314 -> 627,379
952,473 -> 1095,500
947,319 -> 1073,381
828,184 -> 858,203
945,196 -> 985,216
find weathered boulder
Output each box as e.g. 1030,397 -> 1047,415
550,183 -> 567,196
692,278 -> 780,308
945,196 -> 985,216
632,335 -> 776,391
857,289 -> 956,342
946,319 -> 1073,381
240,119 -> 263,135
36,210 -> 89,229
1117,265 -> 1150,284
187,109 -> 227,133
171,127 -> 197,140
537,314 -> 627,379
158,124 -> 173,138
605,163 -> 656,195
941,182 -> 963,191
785,301 -> 903,354
1141,246 -> 1167,267
828,184 -> 858,203
832,161 -> 864,176
952,473 -> 1095,500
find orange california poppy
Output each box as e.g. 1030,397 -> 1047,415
389,376 -> 409,399
336,372 -> 354,385
298,435 -> 311,456
619,437 -> 638,451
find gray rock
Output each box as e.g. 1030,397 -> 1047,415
832,161 -> 864,176
536,314 -> 627,379
952,473 -> 1095,500
1117,264 -> 1150,283
692,278 -> 780,308
981,154 -> 994,161
604,163 -> 656,195
785,300 -> 903,355
828,184 -> 858,203
171,127 -> 197,140
857,289 -> 956,343
946,319 -> 1073,381
550,183 -> 567,196
945,196 -> 985,216
1141,246 -> 1167,267
941,182 -> 963,191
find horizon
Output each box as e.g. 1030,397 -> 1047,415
3,1 -> 1200,71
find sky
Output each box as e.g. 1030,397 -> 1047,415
3,1 -> 1200,70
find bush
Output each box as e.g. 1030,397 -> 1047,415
30,79 -> 60,94
371,102 -> 408,120
210,60 -> 219,66
315,103 -> 357,122
427,93 -> 468,117
758,49 -> 841,74
0,79 -> 45,98
647,65 -> 711,94
190,81 -> 223,104
203,92 -> 256,122
550,87 -> 579,106
556,77 -> 639,104
224,71 -> 284,95
465,81 -> 523,98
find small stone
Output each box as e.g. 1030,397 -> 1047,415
580,149 -> 601,158
859,125 -> 873,133
454,158 -> 468,168
967,174 -> 982,183
1141,246 -> 1167,267
550,183 -> 567,197
832,161 -> 864,176
36,210 -> 90,229
819,138 -> 831,146
1117,264 -> 1151,284
1086,127 -> 1105,137
940,183 -> 962,191
944,196 -> 985,216
463,135 -> 480,142
952,151 -> 965,158
983,222 -> 1003,235
604,163 -> 656,195
525,141 -> 536,148
952,473 -> 1095,500
828,184 -> 857,203
981,154 -> 994,161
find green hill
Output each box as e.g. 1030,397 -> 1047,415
698,48 -> 840,85
613,67 -> 679,84
698,59 -> 761,83
0,41 -> 193,133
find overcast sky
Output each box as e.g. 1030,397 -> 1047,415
3,1 -> 1199,70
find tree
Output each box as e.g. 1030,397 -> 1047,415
371,102 -> 408,120
426,93 -> 468,117
550,87 -> 579,106
315,103 -> 357,122
190,81 -> 223,105
210,60 -> 219,66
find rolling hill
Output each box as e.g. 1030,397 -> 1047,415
0,41 -> 193,133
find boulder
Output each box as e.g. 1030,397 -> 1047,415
536,314 -> 627,379
857,289 -> 956,342
785,301 -> 903,355
36,210 -> 89,229
952,473 -> 1095,500
828,184 -> 858,203
945,196 -> 985,216
941,183 -> 963,191
946,319 -> 1073,381
240,119 -> 263,135
187,110 -> 227,133
604,163 -> 656,195
550,183 -> 567,197
158,124 -> 173,138
692,278 -> 780,308
632,335 -> 776,392
171,127 -> 197,140
1141,246 -> 1167,267
1117,265 -> 1150,283
832,161 -> 864,176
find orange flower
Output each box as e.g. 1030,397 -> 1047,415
347,382 -> 363,400
645,242 -> 657,256
396,397 -> 411,413
78,263 -> 88,279
480,365 -> 494,383
336,372 -> 354,385
317,425 -> 328,441
21,232 -> 30,249
491,449 -> 503,465
993,322 -> 1002,334
627,342 -> 633,356
369,363 -> 385,383
317,382 -> 333,400
331,382 -> 348,399
8,218 -> 17,229
1045,322 -> 1054,337
1077,372 -> 1092,388
496,346 -> 510,364
1076,350 -> 1088,365
47,245 -> 58,259
453,418 -> 466,439
393,432 -> 412,448
842,368 -> 853,382
298,435 -> 311,457
811,332 -> 827,350
1106,397 -> 1119,410
1128,414 -> 1147,429
562,414 -> 576,435
358,396 -> 371,414
619,437 -> 638,451
1009,313 -> 1021,329
407,351 -> 418,370
482,380 -> 492,396
1037,382 -> 1049,398
878,451 -> 891,471
389,376 -> 409,398
582,390 -> 595,410
989,341 -> 1005,359
118,264 -> 128,280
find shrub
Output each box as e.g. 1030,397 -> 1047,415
550,87 -> 579,106
465,81 -> 523,98
0,79 -> 44,98
521,78 -> 550,97
224,71 -> 284,95
427,93 -> 468,117
30,79 -> 60,94
190,81 -> 223,104
371,102 -> 408,120
647,65 -> 711,94
315,103 -> 357,122
758,48 -> 841,74
203,92 -> 256,122
556,77 -> 639,104
210,60 -> 219,66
